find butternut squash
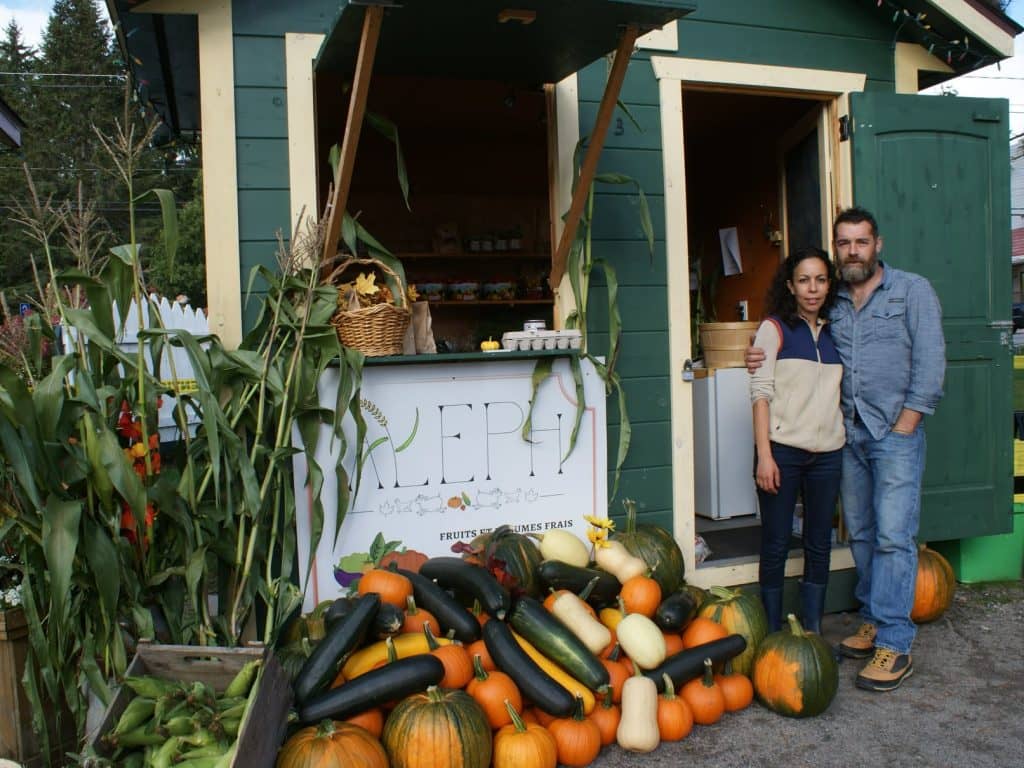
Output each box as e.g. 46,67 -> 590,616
550,592 -> 612,655
616,613 -> 667,670
616,666 -> 660,752
594,540 -> 648,583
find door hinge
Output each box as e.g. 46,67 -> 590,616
838,115 -> 851,142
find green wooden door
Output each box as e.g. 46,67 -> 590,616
850,92 -> 1013,541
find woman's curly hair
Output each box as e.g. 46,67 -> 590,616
764,246 -> 838,328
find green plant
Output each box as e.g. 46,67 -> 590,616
0,113 -> 372,759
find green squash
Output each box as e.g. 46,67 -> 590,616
612,499 -> 685,595
752,614 -> 838,718
697,585 -> 768,677
383,686 -> 492,768
474,525 -> 544,597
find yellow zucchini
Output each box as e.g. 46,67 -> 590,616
341,630 -> 450,679
510,630 -> 595,714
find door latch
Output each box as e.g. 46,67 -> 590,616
682,359 -> 694,382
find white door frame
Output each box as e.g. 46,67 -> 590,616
651,57 -> 865,588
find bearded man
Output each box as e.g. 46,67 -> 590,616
747,206 -> 945,691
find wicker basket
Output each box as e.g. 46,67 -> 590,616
329,257 -> 411,356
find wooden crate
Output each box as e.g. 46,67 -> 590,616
88,642 -> 291,768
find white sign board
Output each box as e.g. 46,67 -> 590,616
293,355 -> 608,610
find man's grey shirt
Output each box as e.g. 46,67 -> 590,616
828,263 -> 946,441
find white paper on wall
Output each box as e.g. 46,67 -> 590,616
719,227 -> 742,276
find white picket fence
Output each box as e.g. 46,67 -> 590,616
113,295 -> 209,441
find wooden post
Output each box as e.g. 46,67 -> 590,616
549,24 -> 639,292
321,5 -> 385,266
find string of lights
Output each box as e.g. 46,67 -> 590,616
875,0 -> 1002,70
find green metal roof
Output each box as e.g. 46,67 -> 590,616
315,0 -> 696,82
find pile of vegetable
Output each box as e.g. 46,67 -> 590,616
277,503 -> 838,767
98,659 -> 261,768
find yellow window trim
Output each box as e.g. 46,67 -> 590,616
894,41 -> 954,94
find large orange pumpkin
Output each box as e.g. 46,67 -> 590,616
752,614 -> 838,718
911,544 -> 956,623
276,721 -> 387,768
382,686 -> 492,768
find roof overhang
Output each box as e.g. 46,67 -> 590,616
105,1 -> 200,137
315,0 -> 696,81
0,93 -> 25,148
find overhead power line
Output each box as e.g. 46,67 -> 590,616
0,71 -> 126,79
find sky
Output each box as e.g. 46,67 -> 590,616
1,0 -> 1023,135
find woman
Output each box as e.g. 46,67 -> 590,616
750,247 -> 844,633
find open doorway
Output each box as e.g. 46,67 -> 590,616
682,89 -> 841,568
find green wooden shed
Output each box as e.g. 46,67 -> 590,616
106,0 -> 1021,597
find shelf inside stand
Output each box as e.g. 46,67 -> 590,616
399,252 -> 551,261
426,299 -> 553,306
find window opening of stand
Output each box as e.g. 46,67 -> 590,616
314,73 -> 555,354
681,88 -> 843,569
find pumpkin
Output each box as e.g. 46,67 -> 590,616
277,720 -> 388,768
547,696 -> 601,768
468,525 -> 544,597
715,662 -> 754,712
343,708 -> 384,738
680,658 -> 725,726
663,632 -> 685,656
357,568 -> 413,608
599,647 -> 630,703
696,586 -> 768,676
911,544 -> 956,623
465,654 -> 522,729
424,622 -> 474,689
465,638 -> 496,671
588,689 -> 621,746
620,575 -> 662,618
657,673 -> 694,741
680,617 -> 728,649
493,700 -> 558,768
379,548 -> 429,573
752,613 -> 838,718
612,499 -> 686,595
401,595 -> 438,634
382,686 -> 492,768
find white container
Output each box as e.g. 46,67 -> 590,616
541,331 -> 557,350
530,336 -> 545,350
555,334 -> 570,349
524,319 -> 547,332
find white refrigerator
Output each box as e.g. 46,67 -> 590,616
693,367 -> 759,520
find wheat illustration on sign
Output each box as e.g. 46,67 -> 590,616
358,398 -> 419,472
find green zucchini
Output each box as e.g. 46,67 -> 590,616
508,596 -> 609,691
537,560 -> 621,607
293,593 -> 380,704
420,557 -> 511,620
325,596 -> 403,639
396,567 -> 481,643
654,589 -> 701,632
297,655 -> 445,724
642,634 -> 747,691
482,617 -> 574,717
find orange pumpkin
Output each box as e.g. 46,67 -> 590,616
382,687 -> 491,768
343,708 -> 384,738
401,595 -> 438,634
656,673 -> 694,741
715,662 -> 754,712
680,658 -> 725,726
465,654 -> 522,729
681,617 -> 729,649
600,653 -> 630,704
424,622 -> 473,689
547,696 -> 601,768
588,689 -> 621,747
911,544 -> 956,623
357,568 -> 413,608
277,721 -> 387,768
620,575 -> 662,618
493,702 -> 557,768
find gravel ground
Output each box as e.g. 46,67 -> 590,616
591,580 -> 1024,768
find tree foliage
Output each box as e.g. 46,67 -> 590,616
0,1 -> 204,303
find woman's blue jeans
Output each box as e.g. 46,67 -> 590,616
758,442 -> 842,589
841,421 -> 926,655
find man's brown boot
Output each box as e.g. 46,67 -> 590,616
838,622 -> 876,659
855,648 -> 913,691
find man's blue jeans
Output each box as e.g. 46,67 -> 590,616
758,443 -> 842,589
841,420 -> 926,654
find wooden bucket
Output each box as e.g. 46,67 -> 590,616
699,321 -> 760,369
